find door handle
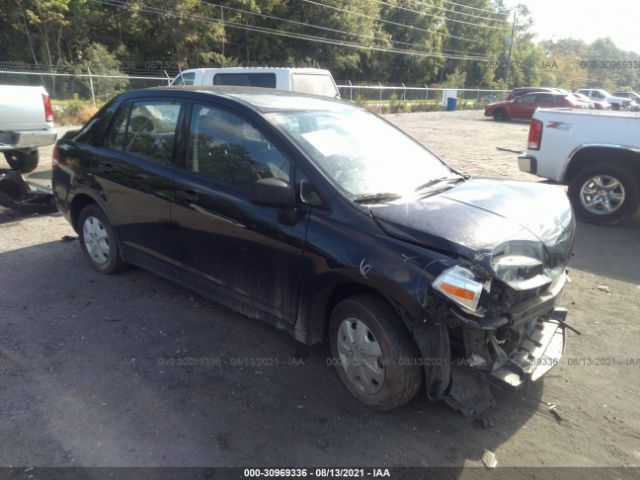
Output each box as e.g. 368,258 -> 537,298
177,189 -> 199,203
98,162 -> 114,174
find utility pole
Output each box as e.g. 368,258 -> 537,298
504,10 -> 517,86
220,6 -> 225,57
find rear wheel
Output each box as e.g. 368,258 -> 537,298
568,162 -> 640,225
4,149 -> 39,173
493,108 -> 508,121
329,294 -> 422,411
77,204 -> 127,273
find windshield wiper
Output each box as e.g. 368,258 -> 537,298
353,192 -> 402,204
414,176 -> 465,192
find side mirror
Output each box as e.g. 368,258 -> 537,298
251,178 -> 295,210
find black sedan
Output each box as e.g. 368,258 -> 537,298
53,86 -> 575,415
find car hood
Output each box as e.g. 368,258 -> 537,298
370,178 -> 576,291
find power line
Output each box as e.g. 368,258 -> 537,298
197,0 -> 485,57
441,0 -> 510,15
406,0 -> 510,24
373,0 -> 507,30
298,0 -> 490,46
91,0 -> 490,61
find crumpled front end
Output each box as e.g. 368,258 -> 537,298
413,269 -> 570,418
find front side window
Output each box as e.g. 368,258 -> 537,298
267,106 -> 457,198
517,95 -> 537,104
187,104 -> 290,191
105,99 -> 182,164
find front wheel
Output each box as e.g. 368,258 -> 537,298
77,204 -> 127,273
329,294 -> 423,411
568,163 -> 640,225
4,149 -> 39,173
493,109 -> 508,121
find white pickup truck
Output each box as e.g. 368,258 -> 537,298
172,67 -> 341,98
0,85 -> 57,173
519,108 -> 640,225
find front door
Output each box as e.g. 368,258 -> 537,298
171,102 -> 307,323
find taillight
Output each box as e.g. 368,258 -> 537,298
528,119 -> 543,150
42,93 -> 54,123
52,143 -> 60,168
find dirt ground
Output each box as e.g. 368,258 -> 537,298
1,111 -> 639,471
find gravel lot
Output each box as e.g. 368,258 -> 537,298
1,110 -> 639,470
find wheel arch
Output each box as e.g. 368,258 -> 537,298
564,145 -> 640,184
69,192 -> 102,233
299,279 -> 419,346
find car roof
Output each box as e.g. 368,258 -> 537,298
146,85 -> 350,113
179,67 -> 333,75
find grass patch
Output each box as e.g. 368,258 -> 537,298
53,98 -> 103,126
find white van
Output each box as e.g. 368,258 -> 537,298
171,67 -> 340,98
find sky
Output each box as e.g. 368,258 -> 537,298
501,0 -> 640,54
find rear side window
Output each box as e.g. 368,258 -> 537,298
173,72 -> 195,86
105,100 -> 182,165
213,73 -> 276,88
536,94 -> 554,103
291,74 -> 338,97
106,103 -> 131,149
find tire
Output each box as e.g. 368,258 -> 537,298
493,109 -> 508,121
4,149 -> 39,173
568,162 -> 640,225
329,294 -> 422,411
77,204 -> 127,273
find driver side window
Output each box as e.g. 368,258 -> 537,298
186,104 -> 291,191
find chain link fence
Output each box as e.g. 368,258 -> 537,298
336,82 -> 510,112
0,67 -> 171,103
0,64 -> 511,122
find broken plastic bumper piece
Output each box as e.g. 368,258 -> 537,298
490,308 -> 567,388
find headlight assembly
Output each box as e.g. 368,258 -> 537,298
433,265 -> 488,314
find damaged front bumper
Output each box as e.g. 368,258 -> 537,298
491,309 -> 566,388
414,273 -> 570,417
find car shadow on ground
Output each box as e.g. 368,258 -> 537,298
0,236 -> 546,470
571,217 -> 640,285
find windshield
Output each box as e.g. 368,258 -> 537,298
266,108 -> 457,198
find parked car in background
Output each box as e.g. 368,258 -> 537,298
505,87 -> 562,101
613,91 -> 640,111
569,92 -> 601,109
576,89 -> 630,110
485,92 -> 583,121
520,108 -> 640,224
0,85 -> 57,173
574,91 -> 611,110
53,86 -> 575,415
172,67 -> 340,98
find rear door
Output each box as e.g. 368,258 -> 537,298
535,93 -> 557,110
510,94 -> 537,119
94,97 -> 184,262
170,101 -> 308,322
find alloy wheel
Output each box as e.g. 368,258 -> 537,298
580,175 -> 626,215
